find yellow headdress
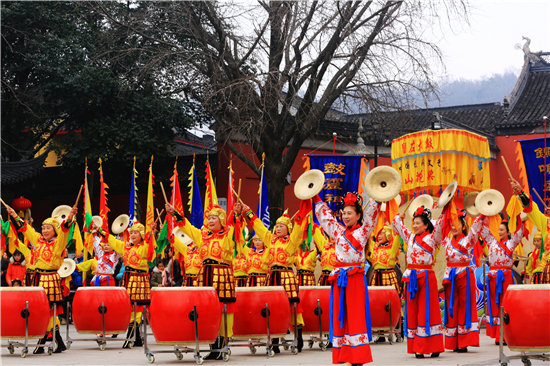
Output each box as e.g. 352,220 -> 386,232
129,222 -> 145,239
534,232 -> 543,240
42,217 -> 60,235
275,209 -> 292,234
206,205 -> 226,228
377,226 -> 394,244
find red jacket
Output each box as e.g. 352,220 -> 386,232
6,258 -> 26,286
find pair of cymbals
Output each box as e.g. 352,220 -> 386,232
294,166 -> 403,203
58,258 -> 76,278
475,189 -> 505,217
408,194 -> 434,217
112,214 -> 130,234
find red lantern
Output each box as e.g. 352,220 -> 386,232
11,196 -> 32,212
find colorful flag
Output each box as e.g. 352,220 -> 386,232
155,221 -> 170,260
204,154 -> 218,215
188,155 -> 204,228
167,158 -> 183,240
83,159 -> 94,253
129,157 -> 138,227
98,158 -> 110,232
145,156 -> 155,235
257,153 -> 270,229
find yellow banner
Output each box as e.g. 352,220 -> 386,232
391,129 -> 491,199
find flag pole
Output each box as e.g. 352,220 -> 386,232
160,182 -> 169,205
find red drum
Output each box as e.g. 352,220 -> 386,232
72,287 -> 132,334
233,286 -> 290,339
299,286 -> 331,334
0,287 -> 50,339
149,287 -> 221,345
368,286 -> 401,329
502,284 -> 550,352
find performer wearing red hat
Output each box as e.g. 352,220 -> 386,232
166,202 -> 243,360
7,204 -> 76,354
171,236 -> 202,287
393,206 -> 445,358
93,221 -> 154,348
441,210 -> 483,352
314,191 -> 381,365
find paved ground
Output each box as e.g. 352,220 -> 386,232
1,325 -> 547,366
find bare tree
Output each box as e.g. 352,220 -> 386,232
90,0 -> 470,222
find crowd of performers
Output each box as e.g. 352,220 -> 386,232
3,177 -> 550,366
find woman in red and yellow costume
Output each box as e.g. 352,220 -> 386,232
233,247 -> 250,287
166,202 -> 243,360
242,205 -> 305,353
525,232 -> 545,284
295,245 -> 317,287
242,234 -> 270,287
314,227 -> 336,286
93,220 -> 155,348
172,236 -> 202,287
367,226 -> 401,293
7,204 -> 76,354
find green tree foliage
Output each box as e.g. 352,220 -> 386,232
1,1 -> 202,168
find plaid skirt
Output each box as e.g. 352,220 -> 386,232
297,270 -> 316,287
197,263 -> 236,303
370,268 -> 402,293
235,275 -> 247,288
317,270 -> 331,286
184,273 -> 198,287
122,269 -> 151,305
266,266 -> 300,302
246,273 -> 267,287
33,269 -> 63,304
542,263 -> 550,284
25,268 -> 36,287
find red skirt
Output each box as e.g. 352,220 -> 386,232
184,273 -> 198,287
442,268 -> 479,350
318,270 -> 331,286
234,275 -> 247,288
403,270 -> 444,355
328,267 -> 373,365
485,270 -> 514,343
297,270 -> 316,287
246,273 -> 267,287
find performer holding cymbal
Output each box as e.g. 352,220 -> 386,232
6,203 -> 76,354
392,199 -> 446,358
441,209 -> 484,352
165,202 -> 244,360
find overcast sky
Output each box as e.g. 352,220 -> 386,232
440,0 -> 550,80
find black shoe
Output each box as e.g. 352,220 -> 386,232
33,333 -> 48,354
453,348 -> 458,352
415,353 -> 424,358
204,336 -> 223,360
326,342 -> 333,349
53,327 -> 66,353
431,352 -> 440,358
123,323 -> 137,349
376,336 -> 386,343
457,347 -> 468,353
271,338 -> 280,354
297,327 -> 303,353
495,341 -> 507,346
111,334 -> 118,338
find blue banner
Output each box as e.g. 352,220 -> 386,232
518,137 -> 550,208
257,166 -> 270,229
190,165 -> 204,228
308,155 -> 364,223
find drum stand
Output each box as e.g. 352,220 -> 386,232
228,302 -> 299,357
65,301 -> 139,350
498,306 -> 550,366
2,301 -> 57,358
371,300 -> 403,345
305,299 -> 330,350
143,304 -> 230,364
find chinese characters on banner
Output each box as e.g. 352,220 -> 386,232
391,129 -> 491,201
307,155 -> 366,223
516,137 -> 550,208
